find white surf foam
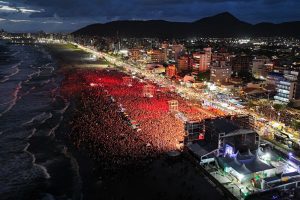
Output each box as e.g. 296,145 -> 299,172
47,116 -> 63,136
24,148 -> 51,179
10,61 -> 21,69
0,67 -> 20,83
0,81 -> 22,117
22,112 -> 53,126
0,99 -> 13,106
25,69 -> 41,83
26,128 -> 37,139
40,79 -> 51,85
42,63 -> 55,73
11,51 -> 20,57
20,86 -> 36,98
57,101 -> 70,114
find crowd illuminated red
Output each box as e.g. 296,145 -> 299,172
61,68 -> 226,168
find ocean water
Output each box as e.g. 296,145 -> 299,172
0,40 -> 81,200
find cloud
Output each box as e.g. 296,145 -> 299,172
42,20 -> 63,24
0,2 -> 42,13
0,0 -> 299,32
0,5 -> 18,12
9,19 -> 31,22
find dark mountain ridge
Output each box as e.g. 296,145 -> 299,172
73,12 -> 300,38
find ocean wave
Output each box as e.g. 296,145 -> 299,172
40,79 -> 51,86
0,81 -> 22,117
26,151 -> 51,179
22,112 -> 53,126
23,143 -> 30,152
0,99 -> 13,106
10,61 -> 21,69
39,193 -> 56,200
47,116 -> 63,136
43,63 -> 55,73
22,141 -> 51,180
56,101 -> 70,114
10,50 -> 20,57
0,151 -> 50,199
0,138 -> 28,153
51,87 -> 58,99
26,128 -> 37,139
24,69 -> 41,83
0,67 -> 20,83
61,146 -> 83,199
20,86 -> 36,98
0,129 -> 38,141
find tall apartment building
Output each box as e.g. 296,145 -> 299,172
252,56 -> 272,80
274,71 -> 300,103
129,48 -> 141,61
171,44 -> 184,61
204,47 -> 212,64
148,49 -> 166,63
210,64 -> 232,83
193,53 -> 208,72
230,55 -> 250,75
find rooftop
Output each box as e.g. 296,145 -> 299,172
208,118 -> 239,134
217,154 -> 274,175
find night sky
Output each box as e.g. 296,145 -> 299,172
0,0 -> 299,32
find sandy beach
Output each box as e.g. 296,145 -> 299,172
44,43 -> 225,200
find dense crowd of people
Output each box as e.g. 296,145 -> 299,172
70,88 -> 158,169
61,68 -> 222,168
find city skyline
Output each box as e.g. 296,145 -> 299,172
0,0 -> 300,32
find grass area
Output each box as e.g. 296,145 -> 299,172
63,43 -> 79,50
44,43 -> 111,68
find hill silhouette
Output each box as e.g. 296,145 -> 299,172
73,12 -> 300,38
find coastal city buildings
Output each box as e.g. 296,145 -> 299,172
2,31 -> 300,200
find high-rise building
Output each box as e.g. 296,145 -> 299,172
171,44 -> 184,62
148,49 -> 165,63
129,48 -> 141,61
212,52 -> 230,62
204,47 -> 212,64
252,56 -> 272,80
230,55 -> 250,75
177,56 -> 189,72
161,42 -> 169,49
193,53 -> 208,72
274,71 -> 300,103
161,42 -> 169,62
210,64 -> 232,83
